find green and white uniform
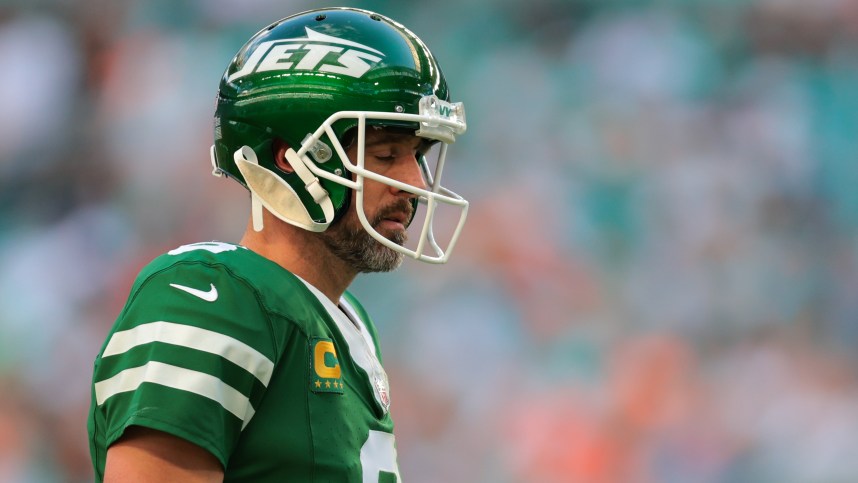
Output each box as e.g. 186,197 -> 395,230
88,241 -> 400,482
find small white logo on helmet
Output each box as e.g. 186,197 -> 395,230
228,27 -> 384,82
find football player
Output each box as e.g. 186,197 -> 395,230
87,7 -> 467,482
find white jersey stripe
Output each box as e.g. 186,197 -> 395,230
102,321 -> 274,386
94,361 -> 256,429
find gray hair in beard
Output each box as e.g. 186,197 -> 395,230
319,200 -> 412,273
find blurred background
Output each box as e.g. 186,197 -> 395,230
1,0 -> 858,481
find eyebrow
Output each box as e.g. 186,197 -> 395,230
364,133 -> 422,149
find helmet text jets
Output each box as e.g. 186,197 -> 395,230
228,28 -> 384,82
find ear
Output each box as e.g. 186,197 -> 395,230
272,138 -> 295,174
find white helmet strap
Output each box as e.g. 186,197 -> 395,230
233,146 -> 334,232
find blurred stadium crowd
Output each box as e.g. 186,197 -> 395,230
2,0 -> 858,481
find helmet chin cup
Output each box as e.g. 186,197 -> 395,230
233,146 -> 334,232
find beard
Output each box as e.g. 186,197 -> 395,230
319,200 -> 412,273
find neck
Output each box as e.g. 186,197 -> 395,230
239,211 -> 357,303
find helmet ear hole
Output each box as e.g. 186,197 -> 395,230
272,138 -> 295,174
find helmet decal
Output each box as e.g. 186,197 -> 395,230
227,27 -> 384,83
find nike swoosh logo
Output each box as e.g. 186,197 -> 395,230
169,283 -> 218,302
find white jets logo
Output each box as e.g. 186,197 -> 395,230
228,27 -> 384,82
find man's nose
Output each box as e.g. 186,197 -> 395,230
391,155 -> 428,196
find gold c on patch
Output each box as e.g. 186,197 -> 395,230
310,338 -> 344,394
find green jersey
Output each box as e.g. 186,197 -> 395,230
88,242 -> 400,482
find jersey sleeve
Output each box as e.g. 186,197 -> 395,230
91,260 -> 277,468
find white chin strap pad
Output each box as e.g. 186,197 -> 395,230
233,146 -> 334,232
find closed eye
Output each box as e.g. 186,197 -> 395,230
371,154 -> 397,162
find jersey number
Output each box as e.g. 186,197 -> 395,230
360,430 -> 400,483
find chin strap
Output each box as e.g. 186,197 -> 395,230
233,146 -> 335,232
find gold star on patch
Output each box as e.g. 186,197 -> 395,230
325,381 -> 331,388
315,380 -> 321,388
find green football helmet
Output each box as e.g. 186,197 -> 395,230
212,7 -> 468,264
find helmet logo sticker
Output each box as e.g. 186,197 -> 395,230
228,27 -> 384,82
